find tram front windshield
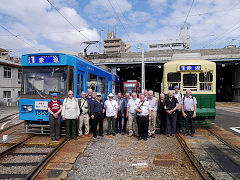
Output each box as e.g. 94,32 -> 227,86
124,83 -> 136,93
22,67 -> 67,96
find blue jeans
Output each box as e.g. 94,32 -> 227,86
166,112 -> 177,135
116,111 -> 122,133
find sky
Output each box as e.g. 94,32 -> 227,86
0,0 -> 240,56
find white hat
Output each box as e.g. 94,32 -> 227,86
96,92 -> 101,96
108,93 -> 114,97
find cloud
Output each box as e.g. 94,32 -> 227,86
0,0 -> 99,55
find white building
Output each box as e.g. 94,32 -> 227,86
148,26 -> 190,51
0,58 -> 21,106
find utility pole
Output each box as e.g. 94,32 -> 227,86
141,48 -> 145,93
99,29 -> 104,53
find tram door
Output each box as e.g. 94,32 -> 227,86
77,71 -> 85,98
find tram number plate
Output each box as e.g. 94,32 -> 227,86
36,110 -> 48,116
35,101 -> 48,110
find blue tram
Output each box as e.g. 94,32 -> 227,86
19,53 -> 119,133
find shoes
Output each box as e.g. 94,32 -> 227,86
122,132 -> 125,135
66,137 -> 71,141
167,134 -> 170,137
112,133 -> 116,136
179,130 -> 183,133
144,137 -> 147,141
191,133 -> 195,137
51,137 -> 55,141
172,134 -> 175,137
79,134 -> 84,137
93,135 -> 97,138
106,133 -> 111,135
55,137 -> 60,141
138,137 -> 141,141
152,134 -> 155,138
73,137 -> 78,140
99,134 -> 104,137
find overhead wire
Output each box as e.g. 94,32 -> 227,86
46,0 -> 100,51
0,24 -> 40,52
105,0 -> 138,49
182,0 -> 195,27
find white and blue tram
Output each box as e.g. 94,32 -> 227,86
19,53 -> 119,133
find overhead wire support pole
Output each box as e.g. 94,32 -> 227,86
141,48 -> 145,93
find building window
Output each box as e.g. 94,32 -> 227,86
3,91 -> 11,98
99,77 -> 105,94
18,91 -> 21,97
4,67 -> 11,78
18,68 -> 22,80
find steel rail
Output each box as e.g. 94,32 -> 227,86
0,135 -> 34,159
207,128 -> 240,155
0,112 -> 19,123
176,134 -> 212,180
0,121 -> 24,134
25,138 -> 68,180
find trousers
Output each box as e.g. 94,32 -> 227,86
79,113 -> 89,135
148,111 -> 157,135
166,112 -> 177,135
122,108 -> 128,133
65,119 -> 77,139
93,112 -> 103,136
49,114 -> 61,138
176,110 -> 183,132
185,111 -> 195,134
137,115 -> 149,138
116,111 -> 122,133
128,113 -> 138,136
107,116 -> 116,134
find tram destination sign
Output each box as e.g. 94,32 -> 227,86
28,55 -> 60,64
180,65 -> 201,71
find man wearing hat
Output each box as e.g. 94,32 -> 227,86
91,92 -> 105,138
104,93 -> 118,136
48,93 -> 62,141
173,85 -> 183,133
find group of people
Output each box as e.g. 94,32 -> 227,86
47,86 -> 197,141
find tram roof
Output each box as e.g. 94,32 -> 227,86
164,59 -> 216,71
22,52 -> 117,77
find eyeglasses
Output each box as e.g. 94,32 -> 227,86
97,95 -> 101,97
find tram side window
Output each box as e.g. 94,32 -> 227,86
88,73 -> 97,96
77,74 -> 80,95
81,74 -> 84,93
68,68 -> 74,92
199,72 -> 213,91
183,74 -> 197,86
167,73 -> 181,90
99,77 -> 105,94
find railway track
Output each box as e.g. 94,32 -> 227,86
0,135 -> 67,179
176,134 -> 212,180
0,112 -> 19,123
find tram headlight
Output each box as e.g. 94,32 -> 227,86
27,106 -> 33,112
22,106 -> 27,111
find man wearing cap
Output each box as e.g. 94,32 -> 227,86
91,93 -> 105,138
104,93 -> 118,136
181,89 -> 197,137
173,86 -> 183,133
48,93 -> 62,141
78,91 -> 91,137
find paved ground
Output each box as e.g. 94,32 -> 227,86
215,103 -> 240,137
67,134 -> 201,179
0,106 -> 18,120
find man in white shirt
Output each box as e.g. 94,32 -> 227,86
126,92 -> 140,137
135,94 -> 152,141
104,93 -> 118,136
147,90 -> 158,138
